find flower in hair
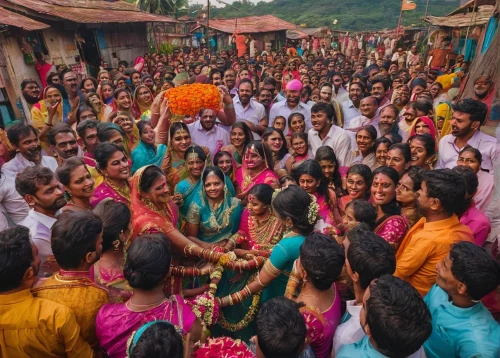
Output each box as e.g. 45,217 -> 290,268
307,194 -> 320,225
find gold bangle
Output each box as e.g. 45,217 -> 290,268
257,275 -> 267,288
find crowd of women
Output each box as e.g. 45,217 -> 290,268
0,42 -> 499,358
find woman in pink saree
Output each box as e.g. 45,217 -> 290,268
90,142 -> 131,208
371,166 -> 409,251
96,234 -> 201,358
235,140 -> 279,204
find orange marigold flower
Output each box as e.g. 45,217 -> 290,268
165,84 -> 222,117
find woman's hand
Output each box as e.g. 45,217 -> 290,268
172,193 -> 183,206
47,100 -> 61,122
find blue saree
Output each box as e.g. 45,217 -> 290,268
131,141 -> 167,174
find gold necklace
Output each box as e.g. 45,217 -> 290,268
105,178 -> 131,203
242,167 -> 267,190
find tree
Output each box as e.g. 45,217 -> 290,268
136,0 -> 189,16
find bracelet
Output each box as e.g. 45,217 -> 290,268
152,112 -> 160,115
223,103 -> 234,109
257,274 -> 267,288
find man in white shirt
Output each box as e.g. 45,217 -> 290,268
437,99 -> 499,172
233,79 -> 267,139
4,124 -> 58,177
333,227 -> 397,354
188,108 -> 230,160
0,172 -> 29,231
270,79 -> 311,134
16,166 -> 67,270
308,102 -> 352,166
345,96 -> 380,147
341,82 -> 365,128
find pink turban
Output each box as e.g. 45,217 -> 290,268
286,79 -> 303,91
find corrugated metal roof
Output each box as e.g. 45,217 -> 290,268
425,4 -> 495,27
0,5 -> 50,30
4,0 -> 177,23
447,0 -> 495,16
36,0 -> 138,11
193,15 -> 296,34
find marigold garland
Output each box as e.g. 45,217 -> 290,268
164,84 -> 221,117
217,292 -> 261,332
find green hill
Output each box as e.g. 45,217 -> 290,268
206,0 -> 460,31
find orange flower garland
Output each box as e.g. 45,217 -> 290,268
164,84 -> 222,117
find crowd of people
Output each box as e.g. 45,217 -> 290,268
0,39 -> 499,358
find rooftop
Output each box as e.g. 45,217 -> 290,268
192,14 -> 296,34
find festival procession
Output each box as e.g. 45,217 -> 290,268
0,0 -> 499,356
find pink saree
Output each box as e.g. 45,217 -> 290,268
90,180 -> 130,208
235,167 -> 279,200
96,294 -> 196,358
374,215 -> 409,251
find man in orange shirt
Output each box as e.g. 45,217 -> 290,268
395,169 -> 474,296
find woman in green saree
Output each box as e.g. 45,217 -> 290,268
216,185 -> 318,340
214,183 -> 285,341
185,166 -> 242,246
131,121 -> 167,174
174,145 -> 208,222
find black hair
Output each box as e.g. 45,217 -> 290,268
374,137 -> 392,153
231,121 -> 253,148
76,119 -> 100,140
422,169 -> 466,215
459,145 -> 482,164
345,200 -> 377,230
97,123 -> 123,143
293,159 -> 329,202
21,78 -> 39,90
93,200 -> 131,253
346,164 -> 373,199
136,120 -> 153,137
51,211 -> 103,270
47,123 -> 76,146
130,322 -> 183,358
248,184 -> 274,206
346,227 -> 396,289
350,80 -> 367,93
262,127 -> 288,161
256,296 -> 306,358
238,78 -> 254,92
202,166 -> 225,185
139,165 -> 165,193
452,166 -> 477,216
311,102 -> 335,122
365,275 -> 432,358
449,241 -> 500,300
371,77 -> 390,92
372,166 -> 401,217
263,76 -> 277,87
79,77 -> 98,92
279,175 -> 296,187
169,122 -> 190,143
7,124 -> 38,147
287,112 -> 305,129
124,234 -> 171,290
0,226 -> 33,292
243,140 -> 274,171
272,185 -> 315,235
59,69 -> 74,83
357,125 -> 377,141
453,98 -> 488,126
405,166 -> 425,192
213,150 -> 234,174
56,157 -> 89,186
183,145 -> 207,163
94,142 -> 126,171
408,133 -> 436,157
300,232 -> 345,290
389,143 -> 411,164
291,131 -> 308,146
415,98 -> 433,116
15,165 -> 54,197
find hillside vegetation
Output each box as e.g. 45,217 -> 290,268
204,0 -> 460,31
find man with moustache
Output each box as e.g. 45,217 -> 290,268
20,79 -> 41,121
223,69 -> 237,96
331,72 -> 349,104
370,77 -> 391,112
60,70 -> 84,125
47,124 -> 80,165
210,69 -> 223,86
378,104 -> 404,138
341,82 -> 365,128
437,99 -> 499,172
3,124 -> 58,177
472,75 -> 496,125
269,79 -> 311,134
76,119 -> 100,168
16,166 -> 68,271
188,108 -> 229,160
308,102 -> 352,165
345,96 -> 380,146
233,79 -> 267,139
257,87 -> 273,118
